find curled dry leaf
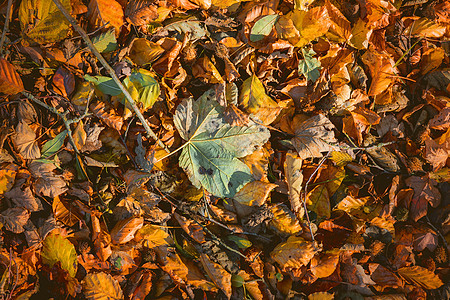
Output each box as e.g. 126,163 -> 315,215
83,272 -> 124,300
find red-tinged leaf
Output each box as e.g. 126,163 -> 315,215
0,58 -> 24,95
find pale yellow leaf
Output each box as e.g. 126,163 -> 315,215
41,233 -> 77,277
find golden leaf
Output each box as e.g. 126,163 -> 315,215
270,236 -> 318,270
310,249 -> 340,278
405,17 -> 447,38
306,185 -> 331,219
200,254 -> 232,299
72,120 -> 87,150
41,233 -> 78,277
129,38 -> 165,66
290,6 -> 331,48
0,164 -> 17,195
397,266 -> 443,290
239,75 -> 281,125
88,0 -> 124,35
349,18 -> 373,50
233,181 -> 277,206
284,151 -> 304,218
19,0 -> 72,44
325,0 -> 351,42
53,196 -> 82,227
329,151 -> 353,167
83,272 -> 124,300
420,47 -> 445,75
269,204 -> 302,235
0,58 -> 24,95
308,292 -> 335,300
134,224 -> 173,248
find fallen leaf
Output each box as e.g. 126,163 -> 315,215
310,249 -> 340,278
29,160 -> 67,198
291,114 -> 337,159
270,236 -> 318,270
200,253 -> 232,299
0,58 -> 24,95
397,266 -> 443,290
13,121 -> 40,160
110,216 -> 144,244
284,151 -> 304,217
83,272 -> 124,300
0,207 -> 30,234
41,233 -> 77,277
88,0 -> 124,35
233,181 -> 277,206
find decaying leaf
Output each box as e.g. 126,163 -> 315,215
12,121 -> 40,159
291,114 -> 337,159
284,151 -> 304,218
200,253 -> 232,299
110,216 -> 144,244
88,0 -> 124,34
233,180 -> 277,206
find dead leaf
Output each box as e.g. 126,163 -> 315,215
284,151 -> 304,218
0,207 -> 30,233
270,236 -> 318,270
13,121 -> 40,159
397,266 -> 443,290
29,160 -> 67,198
110,216 -> 144,244
0,57 -> 24,95
88,0 -> 124,35
200,253 -> 232,299
233,181 -> 277,206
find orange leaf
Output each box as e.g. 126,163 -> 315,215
397,266 -> 443,290
110,216 -> 144,244
88,0 -> 124,35
0,58 -> 24,95
200,253 -> 232,299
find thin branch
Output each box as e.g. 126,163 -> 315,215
22,91 -> 81,154
0,0 -> 13,56
52,0 -> 170,153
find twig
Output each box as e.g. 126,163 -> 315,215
52,0 -> 170,153
0,0 -> 13,56
22,91 -> 81,154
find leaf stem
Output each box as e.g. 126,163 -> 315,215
153,142 -> 190,163
51,0 -> 170,153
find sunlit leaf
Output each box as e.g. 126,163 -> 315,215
88,0 -> 124,35
233,180 -> 277,206
397,266 -> 443,289
83,272 -> 124,300
299,48 -> 321,82
270,236 -> 318,270
19,0 -> 72,44
41,233 -> 77,277
250,14 -> 279,42
0,58 -> 24,95
174,88 -> 270,198
92,28 -> 117,53
200,254 -> 232,299
41,130 -> 67,158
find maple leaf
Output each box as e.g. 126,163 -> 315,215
174,88 -> 270,198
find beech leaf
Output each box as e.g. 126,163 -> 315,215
83,272 -> 124,300
250,14 -> 279,42
41,233 -> 77,277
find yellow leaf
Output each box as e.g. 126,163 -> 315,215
306,185 -> 331,219
349,18 -> 372,50
276,15 -> 301,45
200,254 -> 232,299
336,195 -> 368,213
308,292 -> 335,300
0,58 -> 24,95
270,236 -> 318,270
397,266 -> 443,290
41,233 -> 77,277
269,204 -> 302,235
325,0 -> 351,42
134,224 -> 173,248
310,249 -> 340,278
19,0 -> 72,44
329,151 -> 352,167
239,75 -> 281,125
211,0 -> 241,9
129,38 -> 165,66
284,151 -> 304,218
233,181 -> 277,206
83,272 -> 124,300
88,0 -> 124,35
238,270 -> 264,300
71,81 -> 93,107
290,7 -> 331,48
0,164 -> 17,195
241,145 -> 271,181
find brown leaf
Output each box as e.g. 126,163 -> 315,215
361,48 -> 396,96
0,207 -> 30,233
12,121 -> 40,159
110,216 -> 144,244
53,196 -> 82,227
90,101 -> 124,131
4,181 -> 43,212
0,58 -> 24,95
92,213 -> 112,261
173,213 -> 206,244
233,181 -> 277,207
52,67 -> 75,97
125,0 -> 158,26
369,263 -> 403,290
405,175 -> 441,221
200,253 -> 232,299
284,151 -> 304,218
29,160 -> 67,198
291,114 -> 337,159
429,107 -> 450,130
397,266 -> 443,290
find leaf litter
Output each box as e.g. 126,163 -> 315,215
0,0 -> 449,299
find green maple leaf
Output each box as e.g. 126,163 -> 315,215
174,89 -> 270,198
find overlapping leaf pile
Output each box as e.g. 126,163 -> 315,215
0,0 -> 449,299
